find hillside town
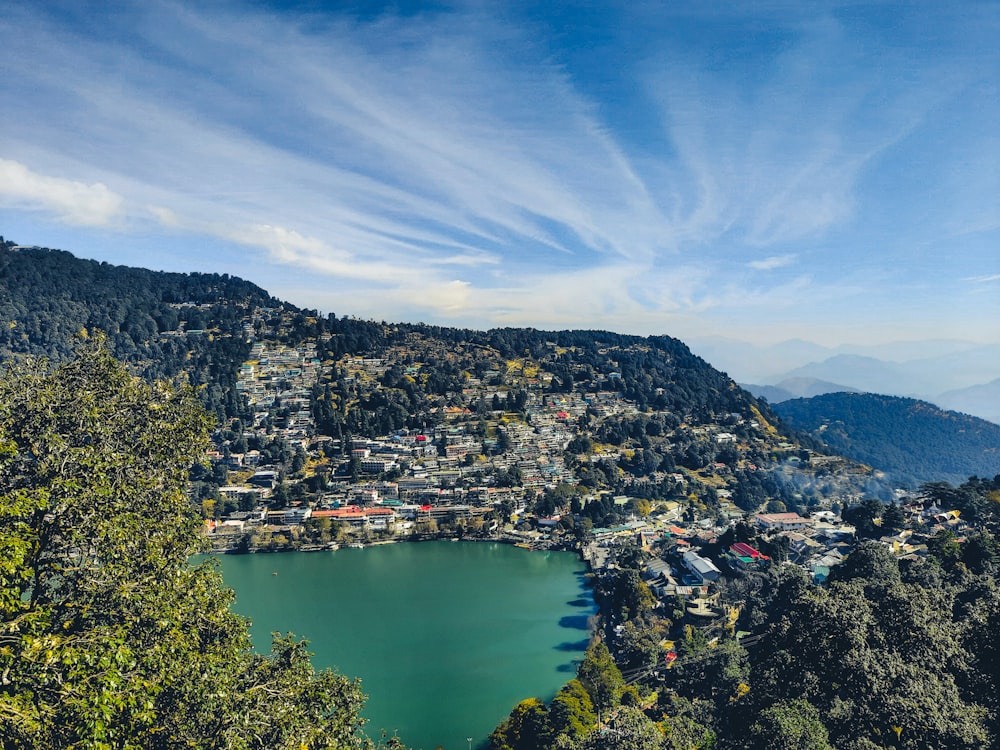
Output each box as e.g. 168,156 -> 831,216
196,308 -> 972,629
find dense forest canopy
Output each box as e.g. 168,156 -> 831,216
0,240 -> 281,420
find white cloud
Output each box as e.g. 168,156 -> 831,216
0,159 -> 123,227
748,254 -> 797,271
228,224 -> 333,265
148,205 -> 180,227
965,274 -> 1000,284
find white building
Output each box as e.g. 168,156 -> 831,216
682,550 -> 721,584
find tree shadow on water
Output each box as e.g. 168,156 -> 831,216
558,614 -> 590,630
554,637 -> 590,652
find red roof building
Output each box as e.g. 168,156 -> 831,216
729,541 -> 770,569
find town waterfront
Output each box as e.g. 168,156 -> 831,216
212,541 -> 596,750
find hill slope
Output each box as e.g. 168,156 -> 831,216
773,392 -> 1000,485
1,233 -> 886,515
0,239 -> 282,418
0,235 -> 770,432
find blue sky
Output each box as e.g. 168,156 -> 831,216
1,0 -> 998,361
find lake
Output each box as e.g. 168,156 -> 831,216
212,541 -> 596,750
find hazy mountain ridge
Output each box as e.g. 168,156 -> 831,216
742,377 -> 859,403
774,354 -> 1000,425
773,392 -> 1000,486
694,336 -> 1000,424
936,378 -> 1000,425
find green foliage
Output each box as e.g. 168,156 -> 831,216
0,343 -> 392,749
828,540 -> 901,584
615,620 -> 665,674
489,697 -> 552,750
548,679 -> 596,741
881,501 -> 905,531
841,498 -> 885,540
960,577 -> 1000,731
672,637 -> 748,705
658,695 -> 716,750
960,531 -> 999,574
747,699 -> 831,750
577,707 -> 662,750
743,552 -> 989,750
577,641 -> 625,715
599,568 -> 656,623
926,529 -> 962,566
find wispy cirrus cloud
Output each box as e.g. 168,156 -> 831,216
0,2 -> 675,286
643,12 -> 953,252
0,1 -> 997,346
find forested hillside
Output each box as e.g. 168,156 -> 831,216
0,235 -> 895,522
1,237 -> 752,425
774,392 -> 1000,485
0,238 -> 281,419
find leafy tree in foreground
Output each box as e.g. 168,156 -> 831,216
0,342 -> 392,749
577,706 -> 662,750
488,697 -> 553,750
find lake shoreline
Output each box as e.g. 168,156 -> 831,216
207,531 -> 589,564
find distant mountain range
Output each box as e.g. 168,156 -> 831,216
742,377 -> 859,404
935,378 -> 1000,424
773,392 -> 1000,486
694,337 -> 1000,425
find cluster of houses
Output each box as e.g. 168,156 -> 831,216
236,340 -> 323,440
205,335 -> 692,548
584,501 -> 974,624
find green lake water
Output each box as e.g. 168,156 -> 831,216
211,541 -> 595,750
